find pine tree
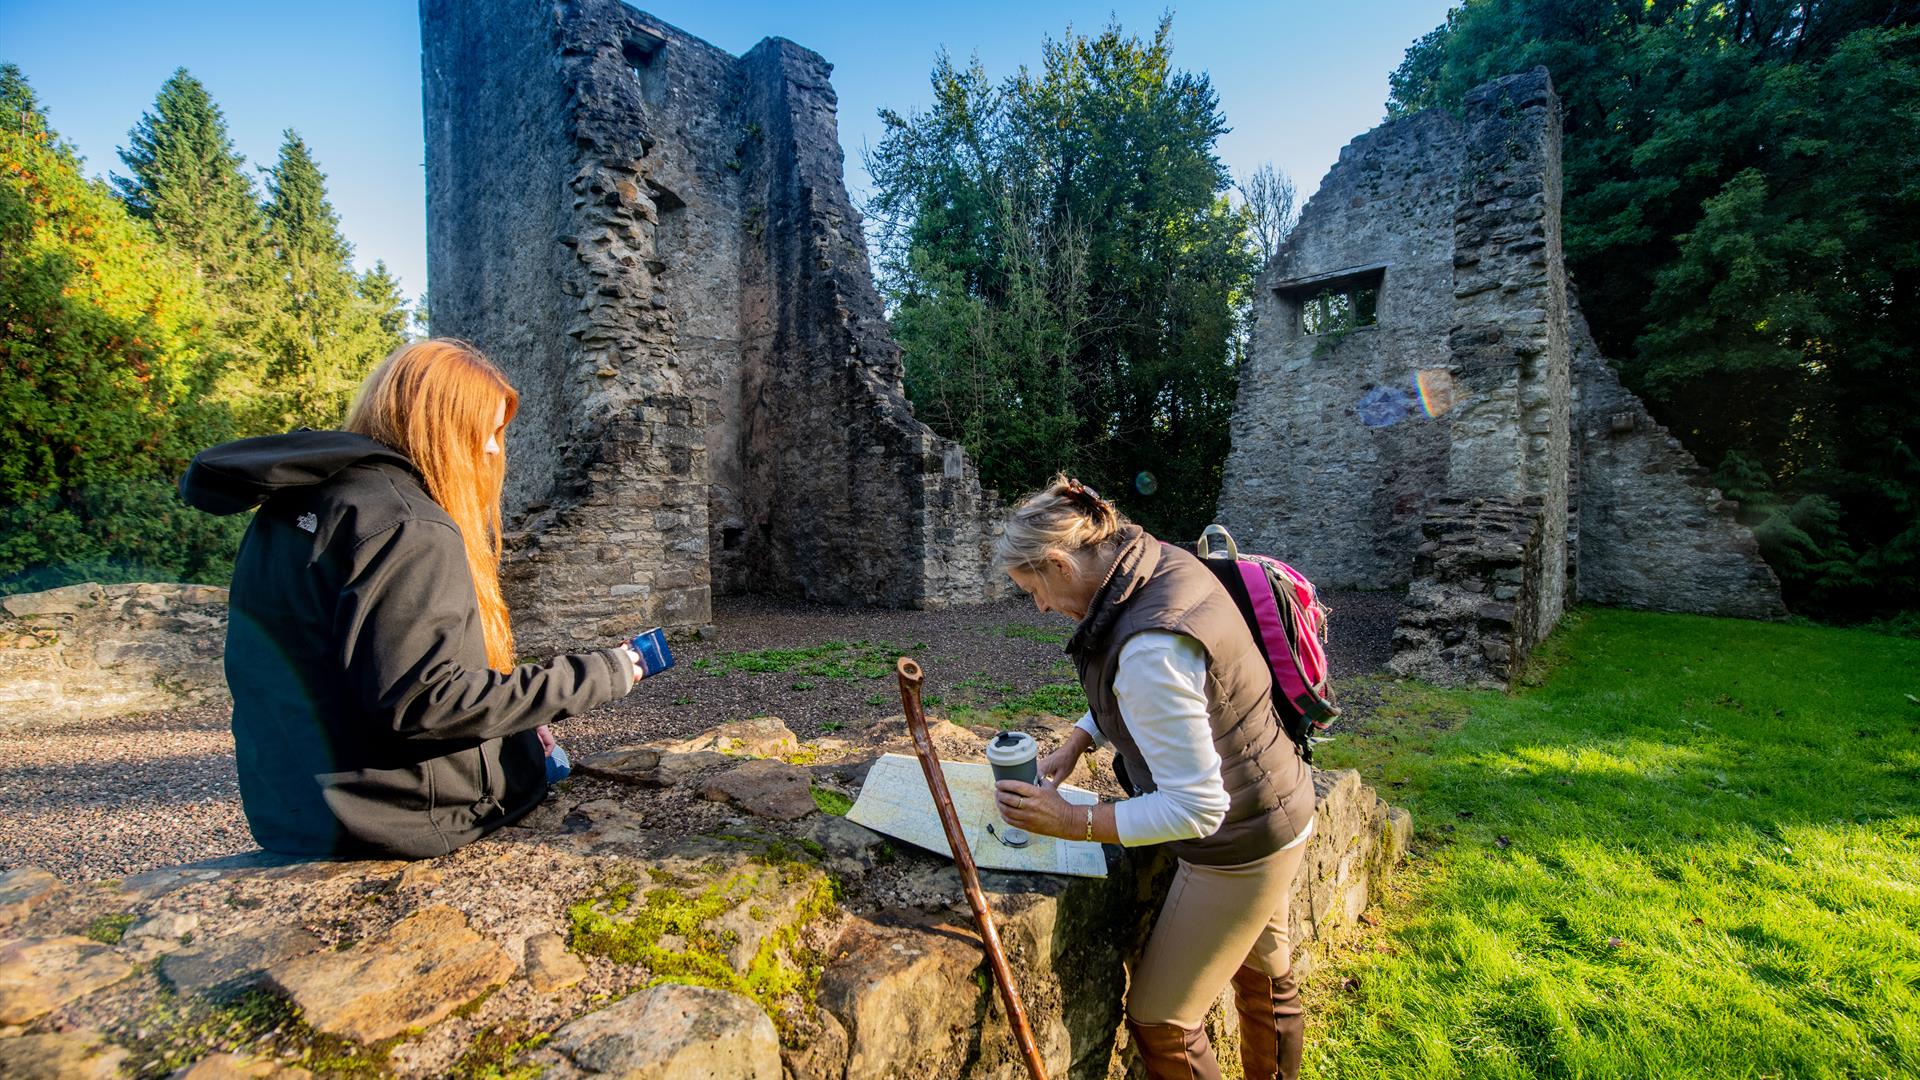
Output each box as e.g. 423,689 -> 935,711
357,260 -> 410,341
259,131 -> 401,427
114,70 -> 262,284
113,69 -> 270,383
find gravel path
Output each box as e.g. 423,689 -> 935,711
0,590 -> 1401,882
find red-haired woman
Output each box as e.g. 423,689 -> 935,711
182,339 -> 645,859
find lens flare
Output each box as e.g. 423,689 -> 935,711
1356,386 -> 1414,428
1416,368 -> 1456,418
1134,471 -> 1159,496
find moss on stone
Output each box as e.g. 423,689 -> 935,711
566,852 -> 841,1046
81,912 -> 135,944
809,786 -> 853,816
447,1022 -> 549,1080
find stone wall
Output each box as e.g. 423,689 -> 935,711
1445,71 -> 1571,641
1216,109 -> 1463,589
1218,67 -> 1781,685
422,0 -> 1002,651
1389,496 -> 1550,688
0,583 -> 228,725
1569,298 -> 1786,618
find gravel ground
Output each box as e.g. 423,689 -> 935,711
0,590 -> 1402,883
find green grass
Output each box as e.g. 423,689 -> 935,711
996,622 -> 1070,644
693,640 -> 906,680
1307,608 -> 1920,1079
940,681 -> 1089,728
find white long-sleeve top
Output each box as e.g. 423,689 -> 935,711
1076,630 -> 1314,850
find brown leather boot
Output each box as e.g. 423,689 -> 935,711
1231,964 -> 1304,1080
1126,1015 -> 1225,1080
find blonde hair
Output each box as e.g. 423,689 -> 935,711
345,339 -> 519,673
992,473 -> 1129,573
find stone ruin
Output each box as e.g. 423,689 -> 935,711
422,0 -> 1002,651
1218,68 -> 1785,687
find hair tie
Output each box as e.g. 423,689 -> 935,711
1063,478 -> 1108,512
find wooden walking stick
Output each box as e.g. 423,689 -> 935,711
896,657 -> 1049,1080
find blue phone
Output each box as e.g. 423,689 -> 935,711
629,627 -> 675,677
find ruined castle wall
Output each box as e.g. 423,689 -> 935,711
1216,110 -> 1463,588
424,1 -> 1001,648
1446,69 -> 1570,641
1570,304 -> 1786,618
731,40 -> 1004,608
421,0 -> 576,514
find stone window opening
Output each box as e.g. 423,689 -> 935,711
1274,264 -> 1386,337
621,27 -> 667,104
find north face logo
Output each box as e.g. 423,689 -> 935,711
297,513 -> 318,534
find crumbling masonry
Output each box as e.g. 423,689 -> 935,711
423,0 -> 1001,650
1218,69 -> 1784,687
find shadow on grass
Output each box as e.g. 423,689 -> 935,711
1307,608 -> 1920,1079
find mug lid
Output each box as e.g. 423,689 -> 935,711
983,730 -> 1037,765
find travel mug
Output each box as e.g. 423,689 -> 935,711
984,730 -> 1040,847
629,627 -> 675,677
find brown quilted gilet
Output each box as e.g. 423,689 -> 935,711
1067,526 -> 1315,865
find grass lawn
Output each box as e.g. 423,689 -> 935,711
1306,608 -> 1920,1079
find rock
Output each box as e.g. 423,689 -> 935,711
780,1005 -> 850,1080
561,799 -> 651,851
549,982 -> 781,1078
797,815 -> 888,876
0,867 -> 60,929
161,925 -> 324,997
664,716 -> 800,759
266,904 -> 513,1043
0,1030 -> 129,1079
266,899 -> 518,1045
525,933 -> 586,993
0,936 -> 137,1025
699,758 -> 816,821
396,864 -> 445,890
819,918 -> 986,1080
0,581 -> 229,723
860,715 -> 986,763
1,582 -> 104,617
577,746 -> 729,788
124,910 -> 200,959
171,1051 -> 313,1079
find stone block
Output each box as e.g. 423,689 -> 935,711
265,905 -> 513,1043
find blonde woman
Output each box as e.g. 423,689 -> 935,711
181,339 -> 646,859
992,476 -> 1317,1080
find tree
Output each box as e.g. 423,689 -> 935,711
0,65 -> 243,589
1237,162 -> 1297,266
1388,1 -> 1920,619
869,18 -> 1257,536
358,260 -> 410,341
113,71 -> 265,313
257,131 -> 402,427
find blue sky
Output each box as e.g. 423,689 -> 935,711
2,0 -> 1457,303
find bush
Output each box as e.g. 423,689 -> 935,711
0,479 -> 246,594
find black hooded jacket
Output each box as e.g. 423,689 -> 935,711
181,431 -> 634,859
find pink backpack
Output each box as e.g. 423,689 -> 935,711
1195,525 -> 1338,756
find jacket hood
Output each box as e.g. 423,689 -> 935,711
179,430 -> 417,516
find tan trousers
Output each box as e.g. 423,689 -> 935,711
1126,838 -> 1309,1027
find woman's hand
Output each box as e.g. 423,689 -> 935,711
535,724 -> 557,755
1037,743 -> 1082,787
995,778 -> 1081,839
1038,726 -> 1095,786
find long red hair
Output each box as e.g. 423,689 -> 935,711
344,339 -> 519,672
